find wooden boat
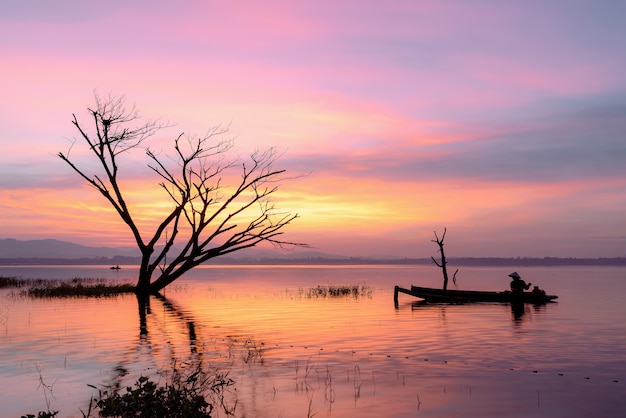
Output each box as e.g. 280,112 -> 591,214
110,265 -> 121,270
394,285 -> 558,304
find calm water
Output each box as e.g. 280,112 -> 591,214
1,265 -> 625,417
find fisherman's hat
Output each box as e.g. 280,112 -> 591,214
508,272 -> 521,279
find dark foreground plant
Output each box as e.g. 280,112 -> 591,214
93,375 -> 212,417
92,362 -> 236,418
23,362 -> 236,418
21,412 -> 58,418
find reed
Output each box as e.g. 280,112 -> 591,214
27,279 -> 136,298
20,370 -> 59,418
307,398 -> 316,418
302,284 -> 373,299
226,337 -> 266,366
242,338 -> 265,365
324,365 -> 336,405
0,276 -> 36,288
1,277 -> 136,298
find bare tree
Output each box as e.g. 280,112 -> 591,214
431,228 -> 458,291
59,93 -> 305,295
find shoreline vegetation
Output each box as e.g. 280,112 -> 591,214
0,277 -> 136,298
302,284 -> 373,298
1,256 -> 626,266
1,276 -> 373,300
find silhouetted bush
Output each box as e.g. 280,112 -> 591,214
93,375 -> 212,417
21,412 -> 58,418
22,362 -> 236,418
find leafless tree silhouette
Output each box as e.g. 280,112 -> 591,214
59,93 -> 305,295
431,228 -> 458,290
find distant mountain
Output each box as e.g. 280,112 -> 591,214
2,238 -> 625,266
225,247 -> 344,260
0,238 -> 336,261
0,238 -> 139,259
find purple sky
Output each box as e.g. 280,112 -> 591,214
1,1 -> 625,257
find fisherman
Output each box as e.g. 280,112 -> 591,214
508,272 -> 531,293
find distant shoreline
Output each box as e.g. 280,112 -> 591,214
1,256 -> 625,267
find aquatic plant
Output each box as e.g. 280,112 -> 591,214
1,277 -> 136,298
302,284 -> 373,299
26,278 -> 136,298
20,371 -> 59,418
0,276 -> 33,288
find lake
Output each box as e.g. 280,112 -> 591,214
1,265 -> 625,417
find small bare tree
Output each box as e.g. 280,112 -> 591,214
431,228 -> 458,291
59,93 -> 305,295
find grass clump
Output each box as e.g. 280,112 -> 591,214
0,276 -> 34,288
1,277 -> 136,298
303,284 -> 373,299
27,278 -> 136,298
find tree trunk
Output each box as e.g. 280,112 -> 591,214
135,248 -> 155,296
440,246 -> 449,291
431,229 -> 450,291
147,268 -> 188,295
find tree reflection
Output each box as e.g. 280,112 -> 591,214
137,292 -> 199,355
105,292 -> 239,415
137,293 -> 151,338
153,293 -> 198,353
110,293 -> 202,388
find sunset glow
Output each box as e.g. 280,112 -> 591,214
1,1 -> 625,257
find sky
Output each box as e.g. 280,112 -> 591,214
1,0 -> 625,258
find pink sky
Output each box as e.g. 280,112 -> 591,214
1,1 -> 625,258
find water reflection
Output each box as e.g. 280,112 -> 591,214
510,301 -> 553,326
2,265 -> 626,418
405,298 -> 552,326
131,292 -> 209,370
137,293 -> 150,337
108,292 -> 241,415
511,301 -> 526,321
149,293 -> 198,353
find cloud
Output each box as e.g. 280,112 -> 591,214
1,1 -> 625,257
278,100 -> 626,186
